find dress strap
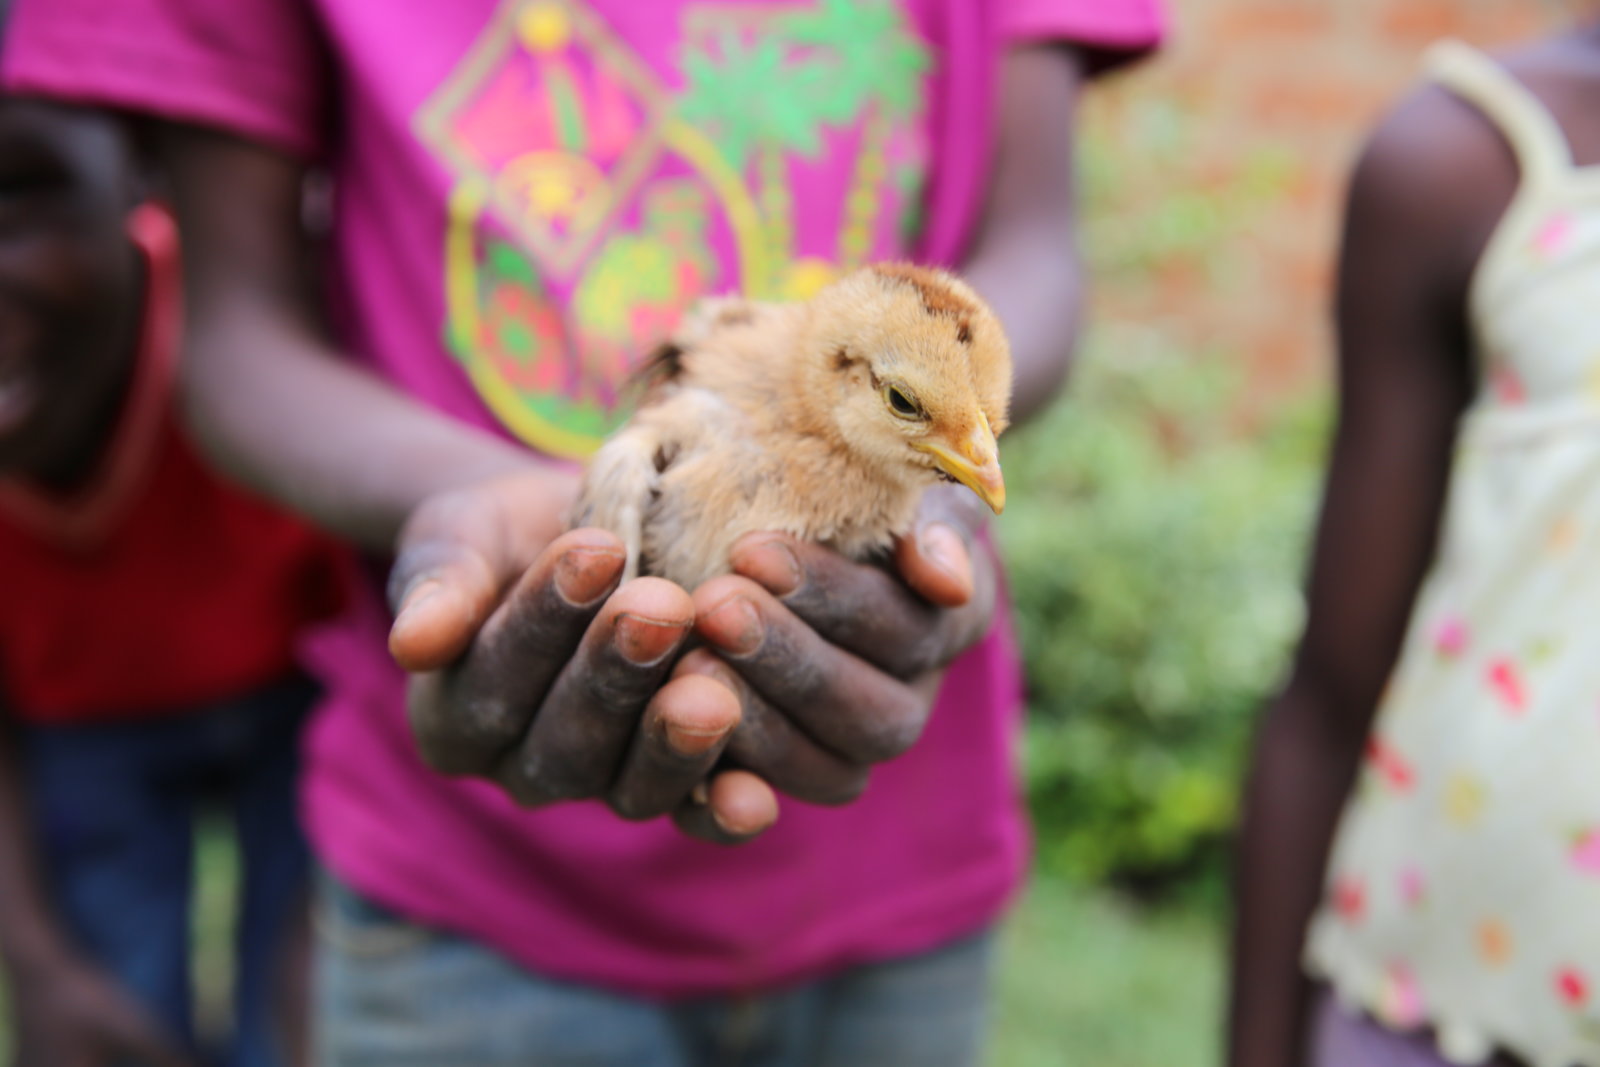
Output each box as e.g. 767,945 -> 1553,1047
1425,40 -> 1573,188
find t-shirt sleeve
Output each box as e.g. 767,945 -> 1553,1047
999,0 -> 1167,71
1,0 -> 329,159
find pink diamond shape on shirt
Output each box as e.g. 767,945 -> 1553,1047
415,0 -> 670,275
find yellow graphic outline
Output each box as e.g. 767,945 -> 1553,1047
415,0 -> 670,279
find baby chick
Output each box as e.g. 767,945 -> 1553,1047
571,263 -> 1011,589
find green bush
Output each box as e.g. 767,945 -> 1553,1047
999,327 -> 1327,898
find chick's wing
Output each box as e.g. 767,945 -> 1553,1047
571,295 -> 798,585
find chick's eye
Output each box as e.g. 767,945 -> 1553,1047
884,384 -> 922,420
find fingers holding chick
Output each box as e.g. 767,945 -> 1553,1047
725,490 -> 997,684
671,769 -> 781,847
693,576 -> 933,767
605,671 -> 742,821
490,576 -> 696,806
389,469 -> 582,672
673,648 -> 872,807
403,528 -> 627,775
894,483 -> 998,611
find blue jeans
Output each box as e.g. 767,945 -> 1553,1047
314,877 -> 995,1067
22,673 -> 318,1067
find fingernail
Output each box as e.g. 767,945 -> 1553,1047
396,579 -> 441,621
700,597 -> 763,656
736,539 -> 802,597
690,782 -> 710,805
614,613 -> 687,666
665,723 -> 728,758
712,800 -> 776,837
556,547 -> 624,607
919,523 -> 970,585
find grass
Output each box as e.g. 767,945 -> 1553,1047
992,877 -> 1225,1067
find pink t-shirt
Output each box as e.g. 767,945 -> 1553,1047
4,0 -> 1163,997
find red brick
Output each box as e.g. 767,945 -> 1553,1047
1250,79 -> 1391,127
1215,3 -> 1336,44
1079,0 -> 1572,395
1474,9 -> 1544,46
1379,1 -> 1467,46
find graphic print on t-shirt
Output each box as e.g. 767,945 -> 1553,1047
414,0 -> 932,457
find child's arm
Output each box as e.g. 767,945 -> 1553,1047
0,704 -> 194,1067
1227,88 -> 1514,1067
963,44 -> 1085,424
160,130 -> 551,553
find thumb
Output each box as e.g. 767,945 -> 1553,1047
894,486 -> 989,609
388,471 -> 582,672
388,540 -> 504,673
895,521 -> 973,609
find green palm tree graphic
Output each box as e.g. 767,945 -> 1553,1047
789,0 -> 930,267
679,31 -> 829,290
677,1 -> 931,288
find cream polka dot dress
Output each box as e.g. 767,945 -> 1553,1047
1305,41 -> 1600,1067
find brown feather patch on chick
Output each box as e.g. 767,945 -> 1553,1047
570,263 -> 1014,588
872,262 -> 977,319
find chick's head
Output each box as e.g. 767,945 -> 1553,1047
804,263 -> 1012,513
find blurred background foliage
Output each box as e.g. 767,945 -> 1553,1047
1002,85 -> 1325,900
1003,332 -> 1323,897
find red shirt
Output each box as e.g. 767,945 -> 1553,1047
0,204 -> 347,723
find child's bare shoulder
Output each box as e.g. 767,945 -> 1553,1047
1355,82 -> 1515,214
1344,80 -> 1520,286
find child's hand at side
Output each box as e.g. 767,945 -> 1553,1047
11,952 -> 195,1067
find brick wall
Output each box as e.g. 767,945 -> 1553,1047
1078,0 -> 1594,397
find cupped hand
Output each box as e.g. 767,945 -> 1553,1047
11,955 -> 196,1067
671,485 -> 998,842
386,470 -> 762,839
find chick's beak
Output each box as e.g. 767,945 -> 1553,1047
914,416 -> 1006,514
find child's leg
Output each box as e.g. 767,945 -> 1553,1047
224,675 -> 318,1067
20,717 -> 202,1049
312,875 -> 692,1067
